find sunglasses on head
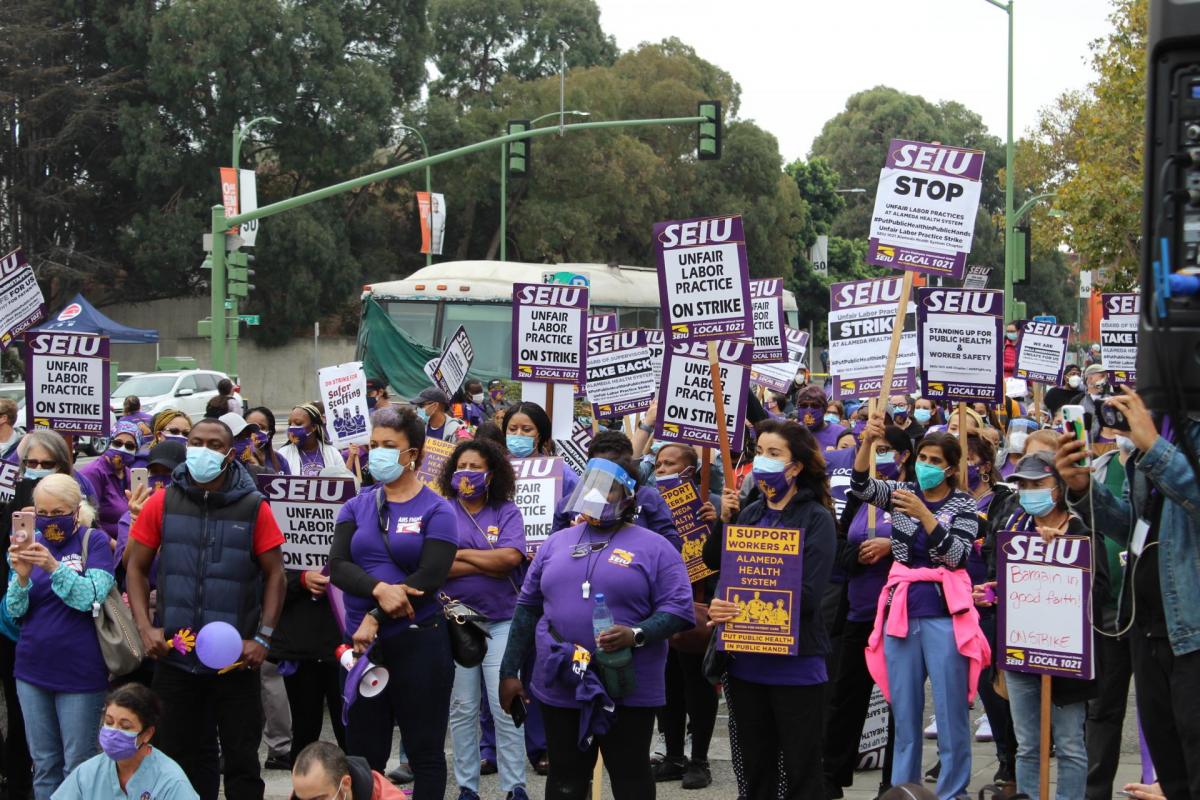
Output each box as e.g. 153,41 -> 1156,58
570,540 -> 610,558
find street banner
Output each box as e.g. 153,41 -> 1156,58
655,339 -> 752,449
998,531 -> 1094,680
588,313 -> 617,338
716,525 -> 804,655
257,475 -> 356,570
750,326 -> 809,393
1100,293 -> 1139,386
867,139 -> 986,280
318,362 -> 371,449
1015,321 -> 1071,385
511,283 -> 588,384
1079,270 -> 1093,298
430,325 -> 474,397
24,332 -> 109,435
554,421 -> 592,477
511,456 -> 564,555
416,191 -> 446,256
917,287 -> 1004,404
962,265 -> 992,290
643,329 -> 666,387
238,169 -> 259,247
416,437 -> 457,494
656,475 -> 716,584
585,331 -> 655,419
810,235 -> 829,278
654,214 -> 752,343
0,249 -> 46,349
219,167 -> 239,234
749,279 -> 786,364
827,277 -> 918,398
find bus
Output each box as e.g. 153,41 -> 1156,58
358,260 -> 800,397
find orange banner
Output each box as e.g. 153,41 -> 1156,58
416,191 -> 432,254
220,167 -> 239,234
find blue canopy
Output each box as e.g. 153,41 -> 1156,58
33,294 -> 159,343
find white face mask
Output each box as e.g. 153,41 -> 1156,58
1067,375 -> 1081,389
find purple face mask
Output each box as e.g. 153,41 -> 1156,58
876,459 -> 901,481
147,475 -> 171,491
233,438 -> 256,462
967,463 -> 983,490
287,426 -> 311,446
452,470 -> 490,499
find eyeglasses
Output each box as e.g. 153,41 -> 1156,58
22,459 -> 56,470
162,427 -> 189,437
570,541 -> 610,558
795,402 -> 824,410
110,442 -> 137,453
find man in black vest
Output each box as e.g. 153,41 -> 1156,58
126,418 -> 286,800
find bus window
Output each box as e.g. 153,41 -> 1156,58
618,307 -> 659,329
443,303 -> 513,376
787,310 -> 800,328
384,301 -> 439,347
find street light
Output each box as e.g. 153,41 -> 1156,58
398,124 -> 433,266
982,0 -> 1016,323
834,188 -> 866,194
499,110 -> 592,262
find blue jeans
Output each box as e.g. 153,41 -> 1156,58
884,615 -> 971,800
1005,670 -> 1087,800
449,619 -> 526,793
15,680 -> 105,800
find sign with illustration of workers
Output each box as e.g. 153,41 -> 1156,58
716,525 -> 804,656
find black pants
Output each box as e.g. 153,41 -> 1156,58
975,609 -> 1016,769
659,648 -> 718,763
823,620 -> 894,791
152,663 -> 264,800
542,703 -> 656,800
283,660 -> 345,760
1086,631 -> 1132,800
0,636 -> 31,800
1130,633 -> 1200,800
727,676 -> 825,800
345,620 -> 453,800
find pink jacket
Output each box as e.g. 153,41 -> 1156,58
864,562 -> 991,704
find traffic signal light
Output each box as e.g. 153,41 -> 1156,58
698,100 -> 721,160
1013,224 -> 1031,288
507,120 -> 530,177
227,251 -> 256,297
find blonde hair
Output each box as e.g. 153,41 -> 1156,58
33,473 -> 96,528
152,409 -> 190,435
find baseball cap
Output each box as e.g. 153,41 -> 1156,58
366,377 -> 386,392
219,412 -> 260,438
1011,451 -> 1057,481
148,440 -> 186,470
412,387 -> 450,407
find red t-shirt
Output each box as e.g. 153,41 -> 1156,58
131,489 -> 284,555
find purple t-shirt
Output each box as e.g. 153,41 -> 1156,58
442,501 -> 525,621
75,458 -> 129,540
14,527 -> 113,692
905,495 -> 953,618
846,503 -> 893,622
336,485 -> 458,635
518,522 -> 694,708
812,422 -> 848,452
298,448 -> 325,477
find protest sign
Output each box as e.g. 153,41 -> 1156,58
825,448 -> 858,519
749,327 -> 809,394
257,475 -> 356,570
867,139 -> 986,280
827,277 -> 918,399
430,325 -> 474,397
654,215 -> 752,343
998,531 -> 1094,680
655,339 -> 752,449
0,461 -> 19,506
962,265 -> 992,290
916,288 -> 1003,404
511,456 -> 564,555
587,313 -> 617,338
0,249 -> 45,349
318,362 -> 370,449
415,437 -> 457,494
832,370 -> 917,402
1015,321 -> 1071,385
586,331 -> 655,419
1100,293 -> 1139,386
554,421 -> 592,477
511,283 -> 588,384
716,525 -> 804,655
749,279 -> 786,363
657,475 -> 716,584
24,332 -> 109,435
856,687 -> 891,770
643,329 -> 666,387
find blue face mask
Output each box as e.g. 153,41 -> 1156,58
823,413 -> 839,426
1018,488 -> 1056,517
1006,331 -> 1019,341
914,461 -> 948,491
186,446 -> 228,484
416,406 -> 429,423
368,447 -> 405,484
890,405 -> 908,421
874,451 -> 901,480
507,434 -> 535,458
23,467 -> 52,481
913,408 -> 932,424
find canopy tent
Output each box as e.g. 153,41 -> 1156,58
33,294 -> 159,343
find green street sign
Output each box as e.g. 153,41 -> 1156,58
239,314 -> 260,326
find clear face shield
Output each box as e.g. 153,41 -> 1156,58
1005,417 -> 1040,455
563,458 -> 638,525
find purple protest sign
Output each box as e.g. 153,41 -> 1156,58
1100,293 -> 1139,386
655,338 -> 752,449
657,475 -> 716,584
749,279 -> 786,363
830,369 -> 917,402
511,456 -> 564,554
24,332 -> 109,436
827,277 -> 918,398
824,448 -> 857,519
917,287 -> 1003,404
749,326 -> 809,393
586,330 -> 655,419
257,474 -> 357,570
587,313 -> 617,338
643,329 -> 665,387
867,139 -> 986,281
716,525 -> 804,656
554,420 -> 592,477
1015,321 -> 1071,385
654,215 -> 752,343
511,282 -> 588,384
998,531 -> 1094,680
0,249 -> 46,350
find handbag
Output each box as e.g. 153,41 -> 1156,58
669,601 -> 712,655
701,628 -> 729,686
440,593 -> 491,668
80,531 -> 145,677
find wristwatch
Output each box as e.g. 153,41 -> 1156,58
256,625 -> 275,641
632,627 -> 646,647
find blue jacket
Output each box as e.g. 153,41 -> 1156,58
1070,426 -> 1200,656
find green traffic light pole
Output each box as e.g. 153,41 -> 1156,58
983,0 -> 1017,322
499,110 -> 590,262
398,124 -> 433,266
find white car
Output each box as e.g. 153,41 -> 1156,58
110,370 -> 243,423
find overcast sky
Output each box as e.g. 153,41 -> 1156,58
594,0 -> 1116,163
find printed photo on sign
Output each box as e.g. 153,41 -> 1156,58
749,279 -> 786,363
1100,293 -> 1139,386
655,339 -> 751,449
511,283 -> 588,384
867,139 -> 986,280
0,249 -> 46,350
654,215 -> 752,343
917,287 -> 1003,404
586,331 -> 655,419
318,363 -> 371,448
24,332 -> 110,435
258,475 -> 356,570
431,325 -> 475,398
1015,321 -> 1071,385
716,525 -> 804,656
512,456 -> 564,555
828,277 -> 918,396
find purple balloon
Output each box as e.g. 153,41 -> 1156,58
195,621 -> 243,669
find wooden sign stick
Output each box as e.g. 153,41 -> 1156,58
867,397 -> 878,538
1039,673 -> 1052,798
958,401 -> 969,486
706,341 -> 737,490
874,270 -> 916,411
700,447 -> 712,500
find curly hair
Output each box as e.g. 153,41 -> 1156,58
371,406 -> 425,454
754,418 -> 834,515
438,439 -> 516,504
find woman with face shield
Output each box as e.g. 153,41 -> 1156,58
498,457 -> 694,800
1000,418 -> 1040,479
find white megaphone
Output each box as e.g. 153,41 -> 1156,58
335,644 -> 390,698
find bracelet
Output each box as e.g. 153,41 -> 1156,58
369,607 -> 387,623
638,423 -> 655,433
253,635 -> 271,649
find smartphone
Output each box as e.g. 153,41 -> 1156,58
10,511 -> 34,549
1060,404 -> 1090,467
131,468 -> 150,494
510,699 -> 528,728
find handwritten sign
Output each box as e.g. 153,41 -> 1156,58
657,475 -> 715,583
716,525 -> 804,655
512,456 -> 564,555
258,475 -> 357,570
655,339 -> 752,449
1015,321 -> 1071,385
511,283 -> 588,384
654,214 -> 752,343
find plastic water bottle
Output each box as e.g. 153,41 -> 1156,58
592,593 -> 614,644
